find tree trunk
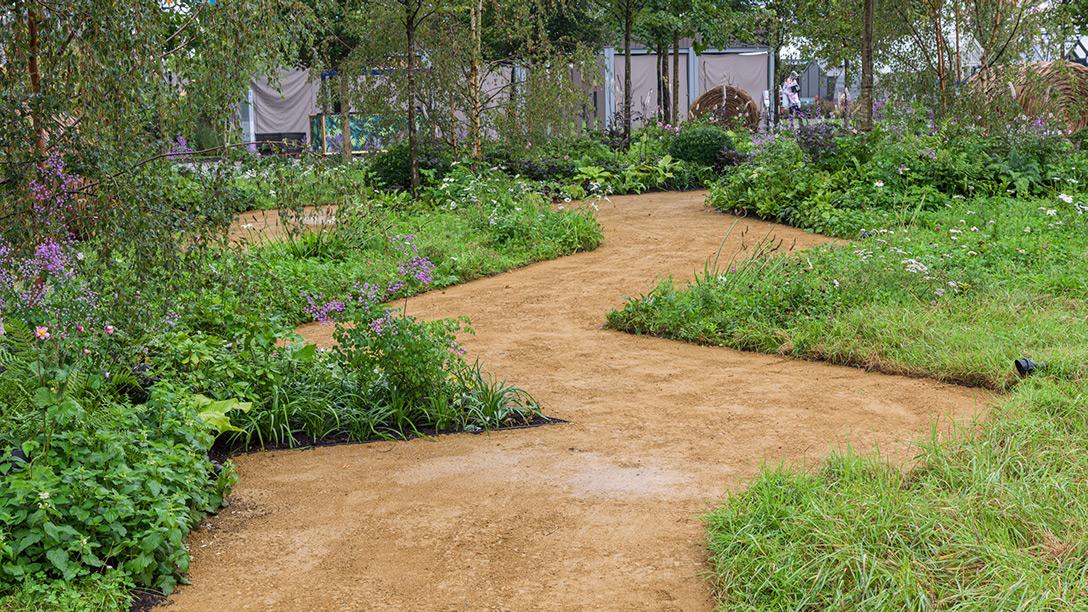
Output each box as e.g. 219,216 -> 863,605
449,91 -> 458,149
339,71 -> 352,163
931,0 -> 946,110
469,0 -> 483,161
672,34 -> 680,124
27,4 -> 46,159
660,43 -> 670,124
954,0 -> 962,84
860,0 -> 874,131
406,8 -> 420,196
770,44 -> 780,129
623,5 -> 633,143
842,56 -> 851,120
508,64 -> 519,141
655,46 -> 663,121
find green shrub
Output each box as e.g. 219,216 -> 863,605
0,571 -> 131,611
367,141 -> 451,191
708,114 -> 1088,237
668,124 -> 733,168
0,385 -> 233,595
1071,127 -> 1088,150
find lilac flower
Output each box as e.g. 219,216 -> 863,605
352,282 -> 381,309
392,233 -> 419,256
168,135 -> 194,158
368,310 -> 398,336
398,255 -> 435,286
385,279 -> 406,295
303,293 -> 346,326
448,339 -> 466,356
33,238 -> 73,277
27,153 -> 81,230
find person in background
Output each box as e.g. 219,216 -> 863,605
782,73 -> 804,128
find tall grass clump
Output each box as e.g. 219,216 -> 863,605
707,377 -> 1088,608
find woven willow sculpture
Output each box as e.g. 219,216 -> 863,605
968,60 -> 1088,132
689,85 -> 760,130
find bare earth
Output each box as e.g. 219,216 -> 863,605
167,192 -> 991,611
229,205 -> 336,245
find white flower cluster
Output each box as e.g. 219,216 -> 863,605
902,258 -> 928,274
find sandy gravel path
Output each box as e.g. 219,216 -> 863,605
168,192 -> 991,611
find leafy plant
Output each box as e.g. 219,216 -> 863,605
668,124 -> 734,168
368,142 -> 452,191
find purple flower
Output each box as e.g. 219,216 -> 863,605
33,238 -> 72,276
448,339 -> 466,356
168,136 -> 193,158
398,255 -> 435,286
303,293 -> 346,326
368,310 -> 398,336
352,282 -> 381,309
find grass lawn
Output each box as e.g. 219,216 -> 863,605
609,192 -> 1088,606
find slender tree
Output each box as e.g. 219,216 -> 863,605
370,0 -> 443,195
860,0 -> 874,130
672,31 -> 681,124
638,2 -> 683,124
598,0 -> 648,142
1,0 -> 311,188
303,0 -> 365,162
469,0 -> 484,160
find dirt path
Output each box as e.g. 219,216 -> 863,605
230,205 -> 336,245
168,192 -> 991,611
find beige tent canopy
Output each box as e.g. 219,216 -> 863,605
247,47 -> 775,144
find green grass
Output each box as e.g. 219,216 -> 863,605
609,196 -> 1088,390
608,194 -> 1088,606
229,193 -> 602,324
706,378 -> 1088,609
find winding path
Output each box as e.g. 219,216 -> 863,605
169,192 -> 990,610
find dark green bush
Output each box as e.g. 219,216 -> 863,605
367,141 -> 451,191
668,124 -> 734,168
1071,128 -> 1088,150
795,123 -> 843,170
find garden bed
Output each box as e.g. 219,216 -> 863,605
163,191 -> 986,610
